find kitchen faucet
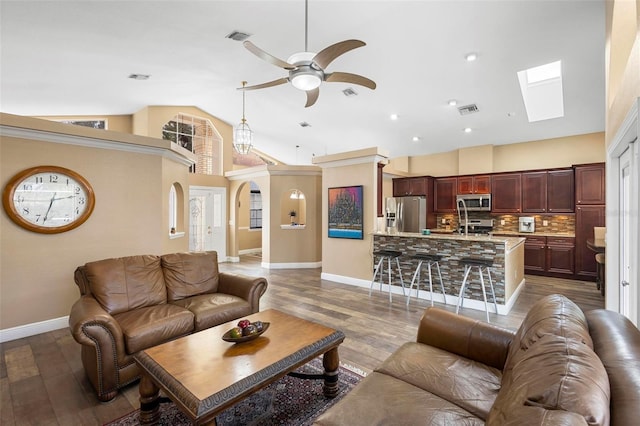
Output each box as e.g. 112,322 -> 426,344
457,198 -> 469,236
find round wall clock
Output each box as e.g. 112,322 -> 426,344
2,165 -> 95,234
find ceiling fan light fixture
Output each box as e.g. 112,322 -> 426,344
291,73 -> 322,91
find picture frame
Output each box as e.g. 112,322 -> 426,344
328,185 -> 364,239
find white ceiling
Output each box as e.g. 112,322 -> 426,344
0,0 -> 605,166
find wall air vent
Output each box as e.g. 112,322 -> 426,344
457,104 -> 479,115
225,31 -> 251,41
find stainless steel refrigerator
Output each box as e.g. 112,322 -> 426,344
386,196 -> 426,233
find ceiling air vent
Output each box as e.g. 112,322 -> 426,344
342,87 -> 358,97
299,121 -> 311,127
225,31 -> 251,41
457,104 -> 479,115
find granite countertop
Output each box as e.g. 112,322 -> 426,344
492,231 -> 576,238
372,231 -> 526,251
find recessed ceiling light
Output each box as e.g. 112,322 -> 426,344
412,136 -> 421,142
465,52 -> 477,62
128,74 -> 150,80
390,114 -> 399,120
464,127 -> 473,133
448,99 -> 458,106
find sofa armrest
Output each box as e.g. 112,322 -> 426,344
68,295 -> 125,351
416,307 -> 515,370
217,272 -> 268,312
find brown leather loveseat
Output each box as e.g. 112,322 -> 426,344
316,294 -> 640,425
68,251 -> 268,401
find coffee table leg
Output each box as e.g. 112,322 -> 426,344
139,372 -> 161,425
322,347 -> 340,398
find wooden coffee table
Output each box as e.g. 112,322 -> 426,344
133,309 -> 345,425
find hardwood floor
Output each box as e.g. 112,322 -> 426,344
0,256 -> 604,425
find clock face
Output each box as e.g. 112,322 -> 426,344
3,166 -> 95,234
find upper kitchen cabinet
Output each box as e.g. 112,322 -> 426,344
522,171 -> 547,213
575,163 -> 606,205
522,168 -> 574,213
434,177 -> 458,212
547,168 -> 575,212
393,177 -> 428,196
491,173 -> 522,213
457,175 -> 491,194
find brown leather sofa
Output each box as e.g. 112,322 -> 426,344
68,251 -> 267,402
316,294 -> 640,425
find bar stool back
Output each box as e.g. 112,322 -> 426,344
406,253 -> 448,307
370,249 -> 405,302
455,257 -> 498,322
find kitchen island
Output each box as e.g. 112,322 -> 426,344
372,232 -> 525,314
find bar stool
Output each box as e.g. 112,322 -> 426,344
455,257 -> 498,323
406,253 -> 448,307
596,253 -> 605,296
370,249 -> 405,302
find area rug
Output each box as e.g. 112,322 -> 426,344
105,358 -> 363,426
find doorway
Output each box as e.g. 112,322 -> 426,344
189,186 -> 227,259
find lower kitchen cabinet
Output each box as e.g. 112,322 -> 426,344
524,235 -> 575,278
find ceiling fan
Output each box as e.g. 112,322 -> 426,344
240,0 -> 376,108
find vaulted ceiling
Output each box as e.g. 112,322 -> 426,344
0,1 -> 605,165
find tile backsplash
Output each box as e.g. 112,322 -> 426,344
436,212 -> 575,234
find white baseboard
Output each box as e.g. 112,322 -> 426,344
238,248 -> 262,255
1,316 -> 69,343
262,261 -> 322,269
226,256 -> 240,263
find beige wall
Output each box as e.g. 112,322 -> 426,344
315,149 -> 386,281
605,0 -> 640,146
237,181 -> 262,252
401,132 -> 605,177
0,114 -> 193,330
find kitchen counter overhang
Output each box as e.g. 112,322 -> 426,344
372,232 -> 525,315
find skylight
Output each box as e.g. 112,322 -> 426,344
517,60 -> 564,122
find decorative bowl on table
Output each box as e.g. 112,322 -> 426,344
222,322 -> 270,343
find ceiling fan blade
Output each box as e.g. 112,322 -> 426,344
326,72 -> 377,90
243,41 -> 296,70
239,78 -> 289,91
312,40 -> 366,69
305,88 -> 319,108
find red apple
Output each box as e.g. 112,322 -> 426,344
237,319 -> 250,329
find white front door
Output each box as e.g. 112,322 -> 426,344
189,186 -> 226,259
619,147 -> 632,319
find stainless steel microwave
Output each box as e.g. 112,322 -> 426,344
456,194 -> 491,211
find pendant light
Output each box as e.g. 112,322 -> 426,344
233,81 -> 253,154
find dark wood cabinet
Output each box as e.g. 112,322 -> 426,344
525,235 -> 575,277
393,177 -> 427,196
575,163 -> 605,205
434,177 -> 458,212
524,236 -> 547,273
522,168 -> 574,213
377,163 -> 384,217
522,172 -> 547,213
457,175 -> 491,194
547,169 -> 574,213
575,205 -> 606,280
547,237 -> 575,276
491,173 -> 522,213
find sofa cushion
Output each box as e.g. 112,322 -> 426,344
85,255 -> 166,315
376,342 -> 502,420
114,304 -> 194,354
488,333 -> 610,425
162,251 -> 219,302
314,371 -> 484,426
505,294 -> 593,371
171,293 -> 252,332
